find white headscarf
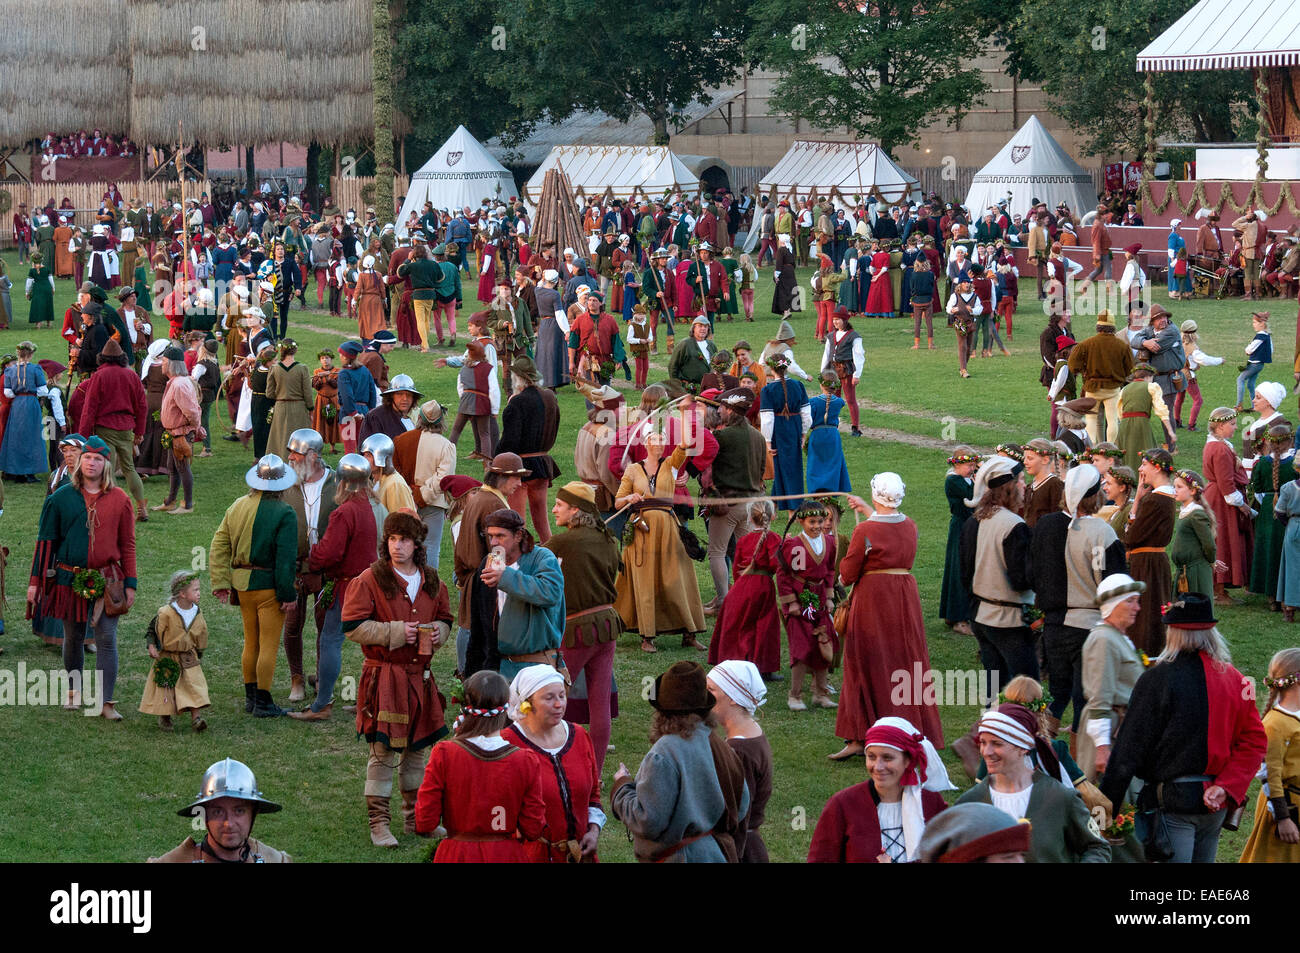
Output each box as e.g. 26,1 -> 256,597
140,339 -> 169,380
1063,463 -> 1101,527
867,715 -> 955,862
707,660 -> 768,715
507,664 -> 565,722
870,472 -> 905,508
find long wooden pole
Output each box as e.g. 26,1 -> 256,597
179,122 -> 190,302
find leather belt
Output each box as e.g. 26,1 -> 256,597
867,568 -> 910,575
1121,412 -> 1149,418
1127,547 -> 1165,556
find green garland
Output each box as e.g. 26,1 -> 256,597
152,656 -> 181,690
72,568 -> 106,601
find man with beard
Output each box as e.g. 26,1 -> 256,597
149,758 -> 290,862
280,428 -> 337,704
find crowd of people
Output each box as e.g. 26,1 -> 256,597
5,176 -> 1300,867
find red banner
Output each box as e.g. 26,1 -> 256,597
29,155 -> 141,184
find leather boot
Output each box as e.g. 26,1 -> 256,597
367,795 -> 400,847
1213,583 -> 1234,607
401,790 -> 429,836
289,675 -> 306,703
244,682 -> 257,714
253,689 -> 286,718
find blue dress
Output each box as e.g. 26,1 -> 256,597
0,362 -> 49,475
805,395 -> 850,494
761,377 -> 808,510
1167,230 -> 1186,293
622,273 -> 639,323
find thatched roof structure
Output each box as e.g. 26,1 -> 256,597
0,0 -> 131,145
127,0 -> 374,146
0,0 -> 381,149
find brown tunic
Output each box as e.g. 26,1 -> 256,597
1122,486 -> 1176,655
1023,473 -> 1064,529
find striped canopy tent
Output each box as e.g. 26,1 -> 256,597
395,125 -> 518,237
522,145 -> 698,207
1137,0 -> 1300,140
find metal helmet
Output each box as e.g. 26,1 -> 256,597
286,428 -> 323,457
359,433 -> 395,468
245,453 -> 298,492
178,758 -> 282,817
337,452 -> 372,482
381,373 -> 422,399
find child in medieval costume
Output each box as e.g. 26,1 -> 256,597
626,303 -> 653,390
312,350 -> 342,453
777,500 -> 839,712
708,500 -> 783,679
140,570 -> 211,732
1239,648 -> 1300,863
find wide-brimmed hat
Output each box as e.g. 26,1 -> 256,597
1147,303 -> 1171,323
382,373 -> 422,398
649,661 -> 715,716
179,758 -> 281,818
245,454 -> 298,492
1095,310 -> 1116,328
487,452 -> 531,477
556,480 -> 601,519
1162,593 -> 1217,630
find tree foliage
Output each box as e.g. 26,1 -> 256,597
748,0 -> 991,157
995,0 -> 1254,157
490,0 -> 754,144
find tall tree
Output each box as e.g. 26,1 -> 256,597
749,0 -> 991,157
493,0 -> 754,144
373,0 -> 395,221
394,0 -> 538,152
993,0 -> 1252,157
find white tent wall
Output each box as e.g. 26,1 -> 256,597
740,140 -> 921,252
522,145 -> 700,208
396,125 -> 518,237
963,115 -> 1098,223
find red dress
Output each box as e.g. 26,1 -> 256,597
708,530 -> 782,672
864,252 -> 894,316
807,780 -> 947,862
674,261 -> 698,319
477,242 -> 498,303
415,738 -> 547,862
1203,436 -> 1251,587
835,516 -> 946,747
502,723 -> 603,863
777,532 -> 839,670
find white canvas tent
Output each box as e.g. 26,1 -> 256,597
396,125 -> 518,236
742,141 -> 920,251
522,145 -> 699,206
964,116 -> 1097,223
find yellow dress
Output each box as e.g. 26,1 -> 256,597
139,604 -> 211,715
1239,706 -> 1300,862
613,445 -> 706,637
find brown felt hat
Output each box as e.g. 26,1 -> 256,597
649,661 -> 715,716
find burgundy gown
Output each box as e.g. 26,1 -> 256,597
708,530 -> 782,673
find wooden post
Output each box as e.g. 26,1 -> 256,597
179,122 -> 190,302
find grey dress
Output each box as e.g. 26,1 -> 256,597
611,721 -> 750,863
533,284 -> 569,389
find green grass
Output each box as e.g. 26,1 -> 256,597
0,251 -> 1288,861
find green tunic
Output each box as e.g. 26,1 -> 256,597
1250,452 -> 1297,596
719,257 -> 739,315
1169,504 -> 1215,597
888,249 -> 904,315
27,266 -> 54,324
133,262 -> 152,312
36,224 -> 55,265
838,249 -> 859,311
1116,380 -> 1156,472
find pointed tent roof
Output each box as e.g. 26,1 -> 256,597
742,140 -> 919,251
522,145 -> 698,206
396,125 -> 518,236
964,116 -> 1097,223
1136,0 -> 1300,72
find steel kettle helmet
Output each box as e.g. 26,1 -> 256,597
286,428 -> 323,457
179,758 -> 281,817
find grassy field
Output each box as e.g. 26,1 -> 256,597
0,249 -> 1291,862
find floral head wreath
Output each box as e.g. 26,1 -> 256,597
1141,450 -> 1174,473
948,450 -> 981,466
1264,672 -> 1300,692
1175,469 -> 1204,492
995,443 -> 1024,463
998,688 -> 1052,713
